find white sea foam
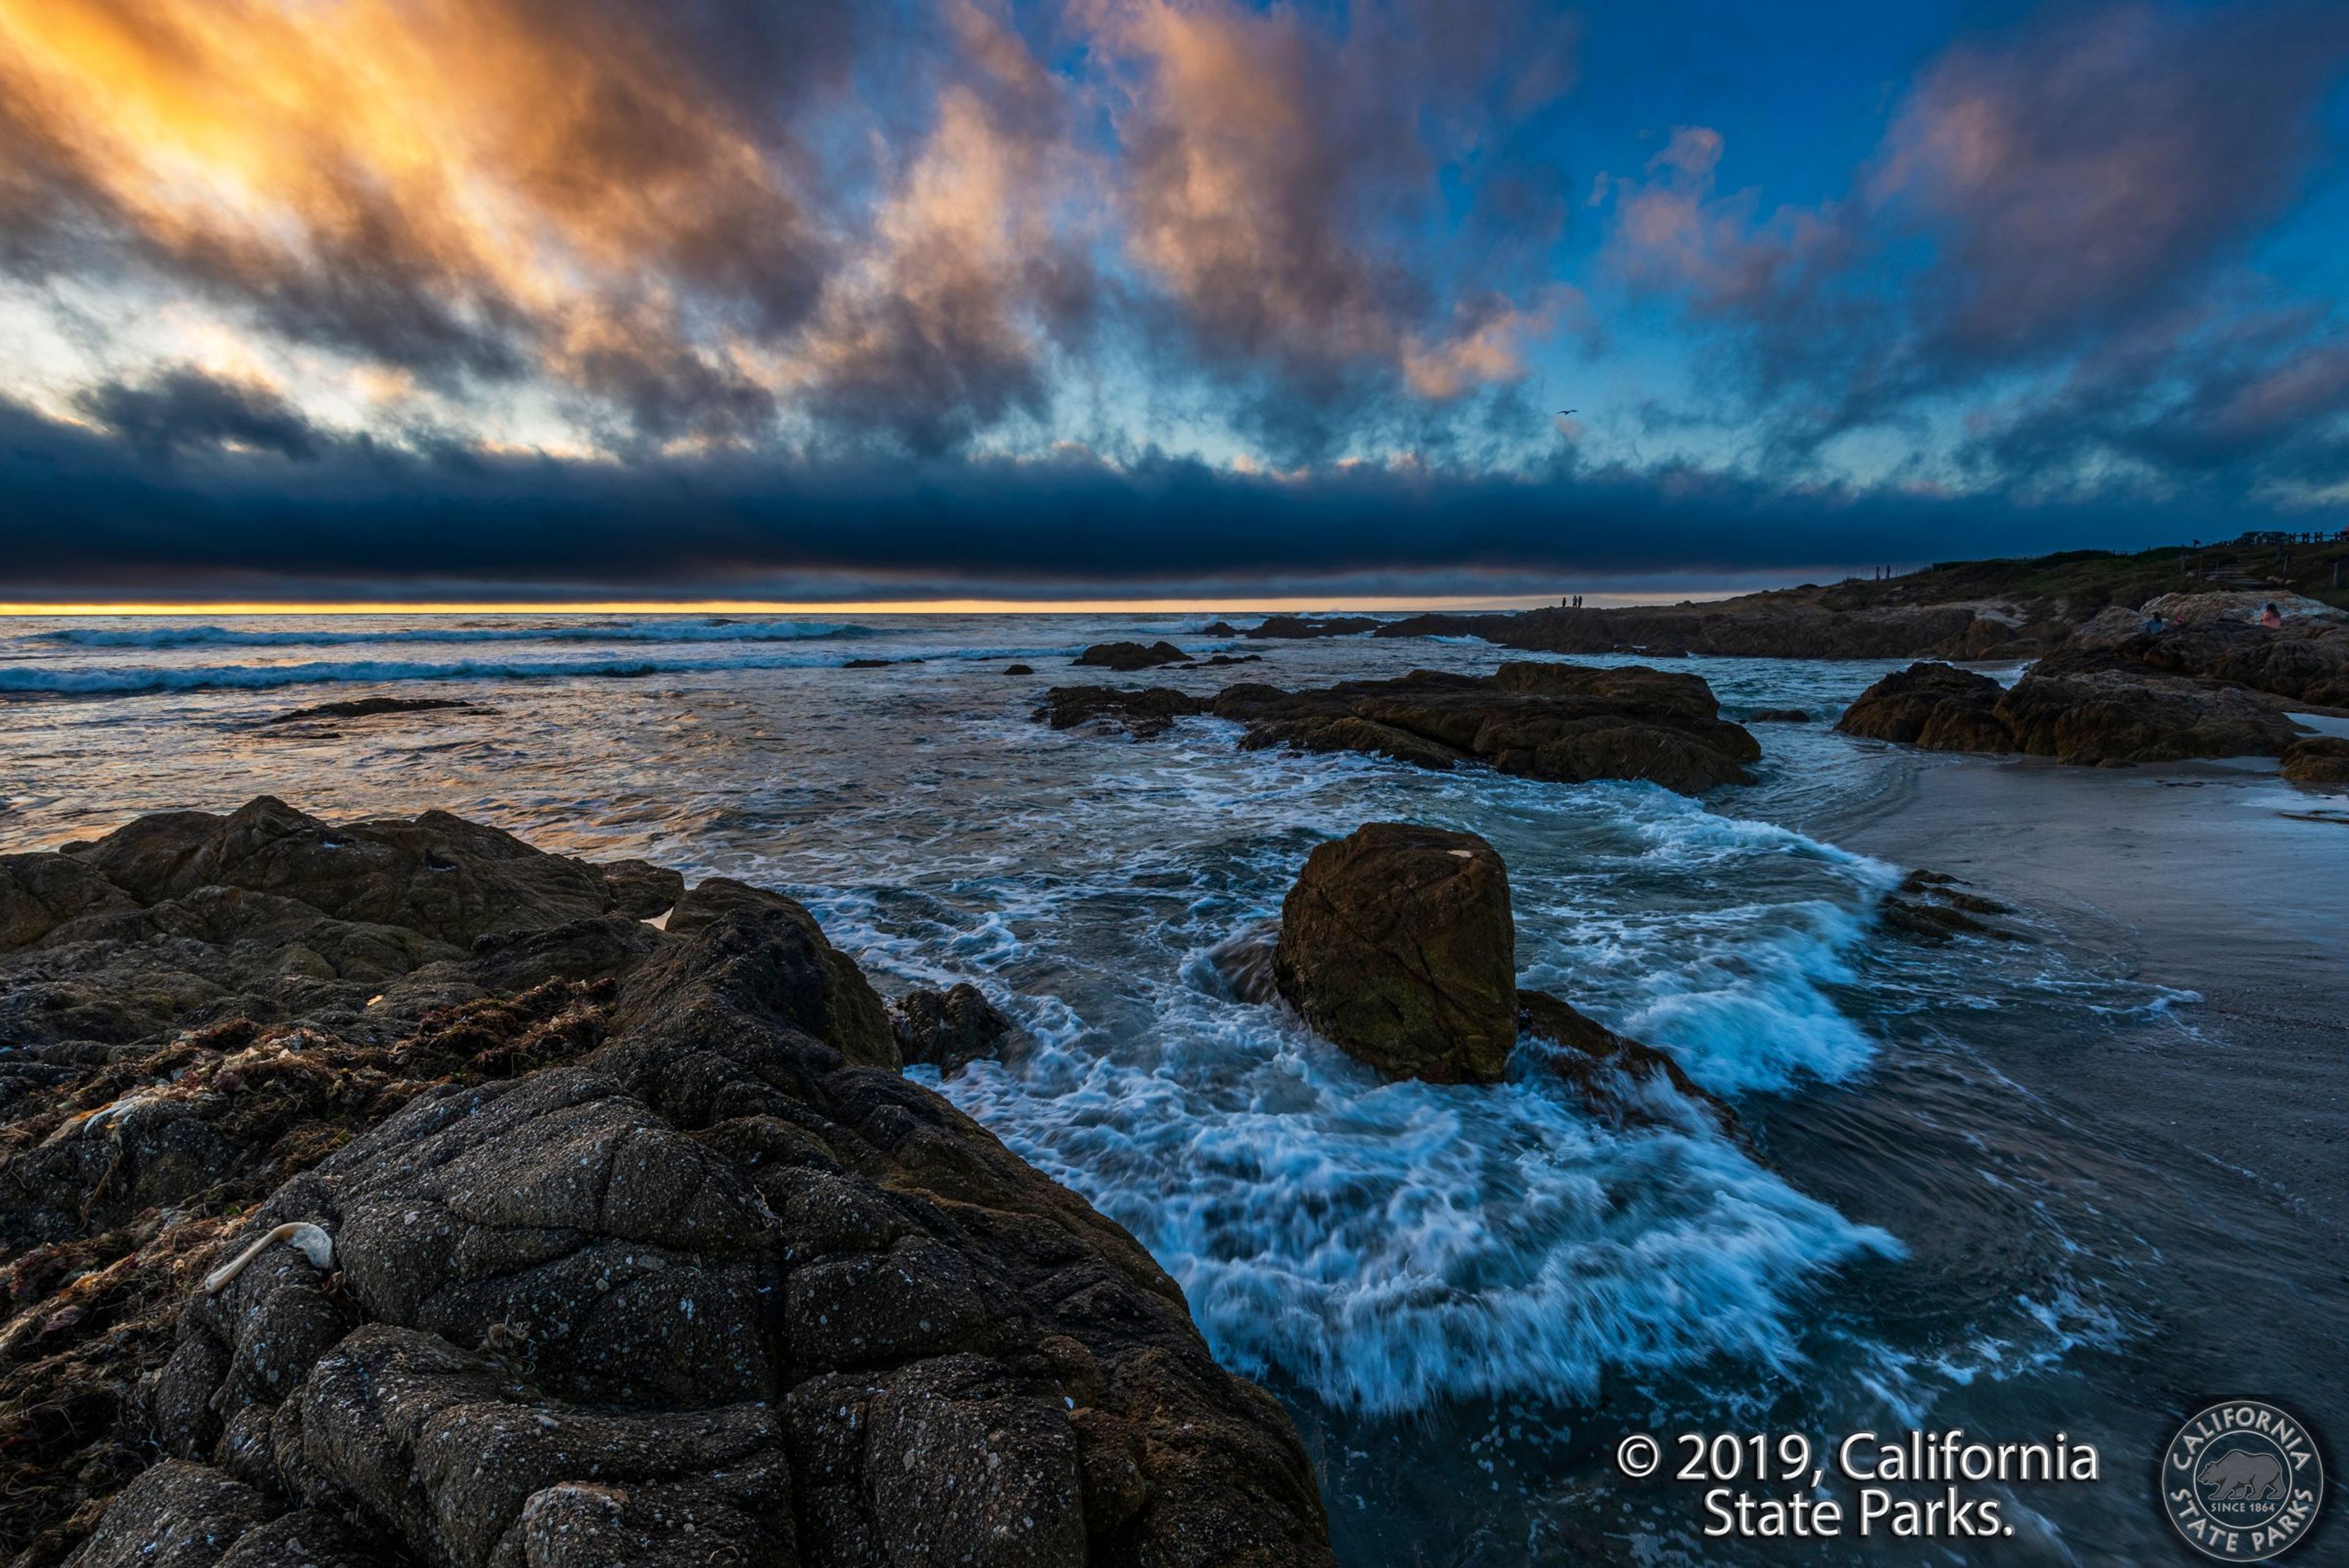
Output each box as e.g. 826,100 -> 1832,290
943,989 -> 1901,1416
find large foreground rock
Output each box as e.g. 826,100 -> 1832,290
1272,824 -> 1516,1084
1263,827 -> 1731,1129
2111,618 -> 2349,708
0,801 -> 1333,1568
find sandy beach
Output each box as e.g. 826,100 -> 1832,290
1810,745 -> 2349,1235
1771,742 -> 2349,1505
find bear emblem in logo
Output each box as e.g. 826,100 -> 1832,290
2162,1400 -> 2325,1562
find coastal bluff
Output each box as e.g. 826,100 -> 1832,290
0,800 -> 1333,1568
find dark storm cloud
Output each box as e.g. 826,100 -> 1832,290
0,395 -> 2264,598
72,369 -> 330,462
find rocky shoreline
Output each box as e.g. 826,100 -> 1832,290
1836,605 -> 2349,765
0,800 -> 1334,1568
1356,537 -> 2349,663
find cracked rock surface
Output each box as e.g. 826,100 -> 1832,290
0,798 -> 1331,1568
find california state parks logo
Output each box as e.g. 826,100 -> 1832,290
2162,1400 -> 2325,1561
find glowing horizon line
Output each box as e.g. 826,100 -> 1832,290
0,590 -> 1728,618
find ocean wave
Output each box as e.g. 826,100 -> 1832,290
0,644 -> 1086,696
942,990 -> 1899,1416
20,619 -> 870,650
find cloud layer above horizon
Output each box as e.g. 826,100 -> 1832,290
3,0 -> 2347,596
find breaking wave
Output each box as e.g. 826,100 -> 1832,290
20,619 -> 870,650
942,987 -> 1900,1416
0,645 -> 1084,696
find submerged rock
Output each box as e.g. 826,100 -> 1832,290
890,982 -> 1017,1075
265,697 -> 478,726
1072,640 -> 1190,671
1272,823 -> 1516,1085
1212,663 -> 1759,794
1878,869 -> 2027,944
1749,708 -> 1812,723
1516,989 -> 1734,1134
1,800 -> 1335,1568
1034,686 -> 1211,740
1202,923 -> 1282,1006
1004,663 -> 1035,675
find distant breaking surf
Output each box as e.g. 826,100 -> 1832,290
0,645 -> 1085,695
18,620 -> 872,650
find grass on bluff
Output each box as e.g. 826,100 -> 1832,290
1813,535 -> 2349,617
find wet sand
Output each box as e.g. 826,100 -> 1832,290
1806,748 -> 2349,1239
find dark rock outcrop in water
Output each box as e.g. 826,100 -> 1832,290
1838,653 -> 2314,765
266,697 -> 478,726
1214,663 -> 1759,794
890,982 -> 1017,1075
1073,640 -> 1190,671
1241,615 -> 1379,640
1272,824 -> 1516,1085
1992,650 -> 2309,765
1035,685 -> 1211,740
1261,825 -> 1731,1131
1036,664 -> 1759,792
1834,663 -> 2015,752
0,800 -> 1334,1568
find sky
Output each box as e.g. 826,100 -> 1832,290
2,0 -> 2347,604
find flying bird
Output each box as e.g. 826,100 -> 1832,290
1556,409 -> 1577,416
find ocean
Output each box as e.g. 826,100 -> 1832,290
0,612 -> 2318,1565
